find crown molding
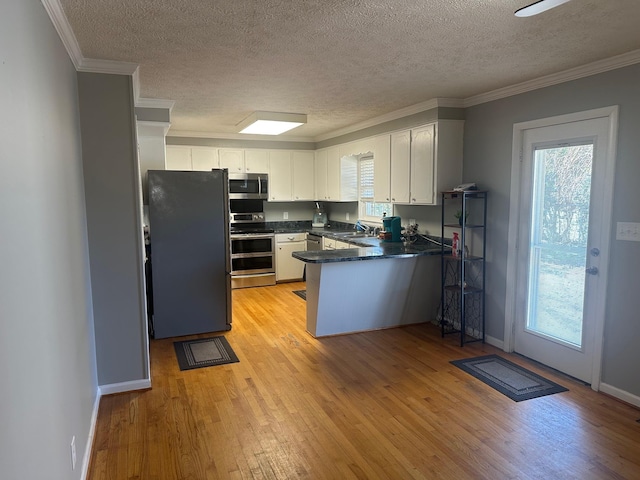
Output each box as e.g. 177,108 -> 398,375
136,98 -> 176,111
137,121 -> 171,137
167,129 -> 316,143
41,0 -> 83,69
464,48 -> 640,107
76,58 -> 139,75
314,98 -> 464,142
42,0 -> 139,75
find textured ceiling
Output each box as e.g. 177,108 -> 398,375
59,0 -> 640,139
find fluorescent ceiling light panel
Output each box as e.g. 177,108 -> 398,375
238,111 -> 307,135
515,0 -> 571,17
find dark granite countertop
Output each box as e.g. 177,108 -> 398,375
269,220 -> 448,262
293,242 -> 444,263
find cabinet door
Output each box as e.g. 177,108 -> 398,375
390,130 -> 410,203
165,146 -> 192,170
335,240 -> 351,249
326,146 -> 341,201
410,124 -> 436,204
373,135 -> 391,203
268,151 -> 292,201
191,147 -> 218,171
292,151 -> 315,201
244,149 -> 269,173
219,149 -> 244,173
314,149 -> 328,201
276,240 -> 306,281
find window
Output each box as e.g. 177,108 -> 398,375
358,155 -> 391,223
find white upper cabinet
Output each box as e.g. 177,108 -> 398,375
166,145 -> 218,171
373,135 -> 391,203
268,150 -> 292,201
218,148 -> 245,173
165,145 -> 193,170
244,149 -> 269,174
326,146 -> 341,201
291,151 -> 315,201
314,149 -> 328,201
389,121 -> 463,205
410,124 -> 436,204
390,130 -> 411,203
191,147 -> 218,171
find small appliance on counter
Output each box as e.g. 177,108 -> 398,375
312,202 -> 328,228
380,215 -> 402,242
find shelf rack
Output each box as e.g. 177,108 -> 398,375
440,190 -> 488,346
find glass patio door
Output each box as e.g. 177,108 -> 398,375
514,115 -> 614,384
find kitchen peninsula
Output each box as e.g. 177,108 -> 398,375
293,241 -> 443,337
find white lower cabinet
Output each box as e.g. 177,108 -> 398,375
275,233 -> 306,281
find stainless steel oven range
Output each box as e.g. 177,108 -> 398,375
228,178 -> 275,289
229,228 -> 276,289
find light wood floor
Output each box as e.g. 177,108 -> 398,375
88,282 -> 640,479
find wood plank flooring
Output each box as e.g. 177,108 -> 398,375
88,282 -> 640,479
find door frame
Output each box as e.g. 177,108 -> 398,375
503,106 -> 619,390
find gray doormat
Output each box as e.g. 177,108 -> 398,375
173,336 -> 239,371
292,290 -> 306,301
451,354 -> 568,402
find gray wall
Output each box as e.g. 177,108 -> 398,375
464,63 -> 640,396
78,73 -> 149,386
0,2 -> 98,479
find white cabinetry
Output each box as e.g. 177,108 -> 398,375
373,135 -> 391,203
335,240 -> 351,249
244,150 -> 269,173
218,149 -> 245,173
268,151 -> 292,201
268,150 -> 316,201
390,130 -> 411,203
292,151 -> 315,201
314,149 -> 328,201
275,233 -> 306,281
389,121 -> 463,205
316,146 -> 357,202
322,237 -> 336,250
166,146 -> 218,171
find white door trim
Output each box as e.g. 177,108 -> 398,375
504,106 -> 618,391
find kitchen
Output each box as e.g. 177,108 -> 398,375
7,2 -> 640,480
146,119 -> 464,341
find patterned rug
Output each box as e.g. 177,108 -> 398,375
174,336 -> 239,371
451,354 -> 568,402
292,290 -> 307,301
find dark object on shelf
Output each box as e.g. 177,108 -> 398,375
440,190 -> 488,346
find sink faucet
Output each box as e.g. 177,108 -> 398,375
355,220 -> 371,234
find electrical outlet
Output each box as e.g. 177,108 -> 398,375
616,222 -> 640,241
346,213 -> 350,221
70,436 -> 77,470
283,212 -> 288,220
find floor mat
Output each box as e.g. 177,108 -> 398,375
451,354 -> 568,402
173,336 -> 239,371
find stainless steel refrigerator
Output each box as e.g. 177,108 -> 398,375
147,169 -> 231,339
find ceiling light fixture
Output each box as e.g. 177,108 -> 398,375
238,111 -> 307,135
515,0 -> 571,17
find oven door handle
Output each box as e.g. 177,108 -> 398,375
230,233 -> 274,240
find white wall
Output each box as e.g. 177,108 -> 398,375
0,1 -> 98,479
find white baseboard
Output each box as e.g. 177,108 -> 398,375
80,390 -> 101,480
99,378 -> 151,396
599,382 -> 640,409
485,334 -> 504,350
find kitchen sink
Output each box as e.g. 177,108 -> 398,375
334,232 -> 374,238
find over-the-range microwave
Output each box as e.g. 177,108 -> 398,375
228,173 -> 268,200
